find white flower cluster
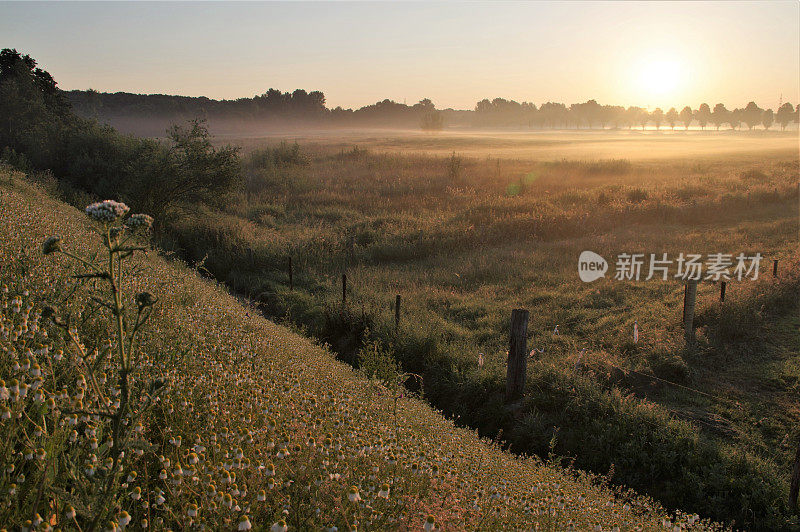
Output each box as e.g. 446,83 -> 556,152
126,213 -> 154,231
85,200 -> 130,222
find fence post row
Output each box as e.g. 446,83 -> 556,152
395,294 -> 401,330
505,308 -> 529,402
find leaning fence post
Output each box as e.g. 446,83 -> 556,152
683,280 -> 698,348
288,256 -> 293,292
505,309 -> 529,402
773,259 -> 779,277
719,281 -> 726,303
790,435 -> 800,514
395,294 -> 401,330
342,274 -> 347,307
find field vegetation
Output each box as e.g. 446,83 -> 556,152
154,139 -> 799,530
2,47 -> 799,530
0,168 -> 722,531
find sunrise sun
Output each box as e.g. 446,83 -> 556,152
639,59 -> 681,96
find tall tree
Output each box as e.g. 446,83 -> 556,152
728,108 -> 742,130
695,103 -> 711,130
742,101 -> 763,130
652,108 -> 664,130
679,106 -> 693,130
666,108 -> 679,130
776,102 -> 795,130
711,103 -> 728,130
761,109 -> 774,130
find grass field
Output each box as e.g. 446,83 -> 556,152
224,128 -> 799,161
161,130 -> 800,528
1,168 -> 723,531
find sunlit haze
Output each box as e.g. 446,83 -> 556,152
1,1 -> 798,110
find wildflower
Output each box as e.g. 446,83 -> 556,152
187,504 -> 198,517
118,511 -> 131,528
126,213 -> 154,231
65,505 -> 76,520
42,235 -> 62,255
257,489 -> 266,501
347,485 -> 361,503
238,516 -> 252,531
85,200 -> 130,222
270,520 -> 288,532
423,515 -> 436,532
378,483 -> 390,499
131,487 -> 141,501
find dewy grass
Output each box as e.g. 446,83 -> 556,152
0,168 -> 727,530
157,149 -> 798,529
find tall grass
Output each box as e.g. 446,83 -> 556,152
157,147 -> 798,529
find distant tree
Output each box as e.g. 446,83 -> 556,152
742,101 -> 763,130
634,107 -> 649,130
420,109 -> 444,132
761,109 -> 774,130
728,108 -> 742,130
776,102 -> 795,130
679,106 -> 693,130
666,108 -> 679,130
711,103 -> 728,130
652,108 -> 664,130
695,103 -> 711,130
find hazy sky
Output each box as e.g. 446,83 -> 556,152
1,1 -> 798,110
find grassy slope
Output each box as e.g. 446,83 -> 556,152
160,146 -> 799,528
0,170 -> 721,530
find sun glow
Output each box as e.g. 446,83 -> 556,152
638,59 -> 681,97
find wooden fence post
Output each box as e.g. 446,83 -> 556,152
790,435 -> 800,514
288,256 -> 293,292
505,309 -> 529,402
395,294 -> 401,330
719,281 -> 726,303
342,274 -> 347,307
683,280 -> 698,348
773,259 -> 779,277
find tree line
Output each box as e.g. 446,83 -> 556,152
68,88 -> 798,132
472,98 -> 798,130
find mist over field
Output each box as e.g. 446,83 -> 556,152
1,1 -> 799,530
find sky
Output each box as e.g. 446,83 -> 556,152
1,1 -> 798,111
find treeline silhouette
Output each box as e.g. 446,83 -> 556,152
473,98 -> 798,131
68,87 -> 798,134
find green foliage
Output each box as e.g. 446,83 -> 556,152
358,338 -> 402,386
0,49 -> 242,221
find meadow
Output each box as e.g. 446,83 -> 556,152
158,130 -> 800,529
0,167 -> 720,531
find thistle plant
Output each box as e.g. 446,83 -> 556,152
32,200 -> 157,528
